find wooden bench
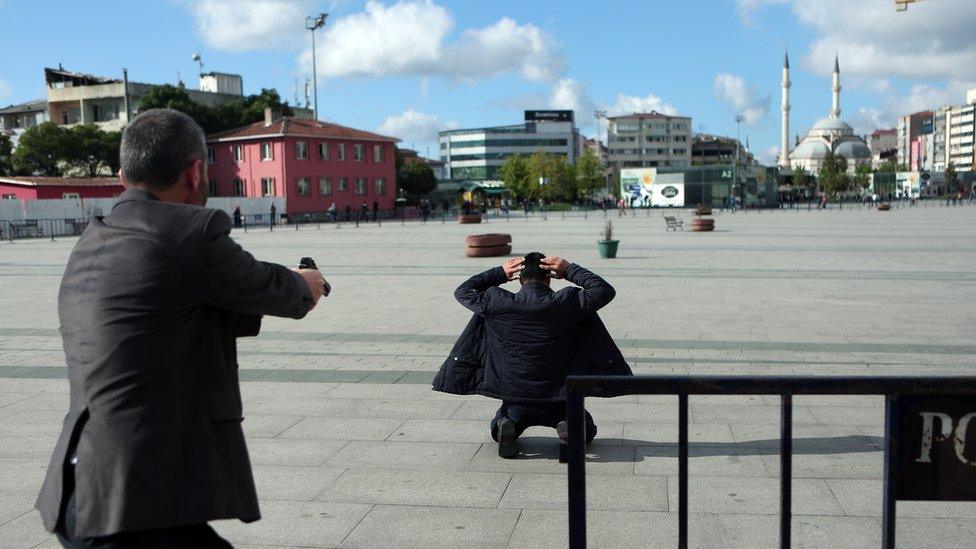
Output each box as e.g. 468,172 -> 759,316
8,220 -> 41,238
664,216 -> 683,231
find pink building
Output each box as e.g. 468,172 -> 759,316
206,112 -> 399,214
0,176 -> 123,200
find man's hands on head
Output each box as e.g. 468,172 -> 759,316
502,257 -> 524,281
292,267 -> 328,309
541,256 -> 570,279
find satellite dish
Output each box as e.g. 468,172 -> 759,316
192,53 -> 201,62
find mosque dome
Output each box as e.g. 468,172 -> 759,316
810,117 -> 853,133
792,139 -> 831,159
834,140 -> 871,159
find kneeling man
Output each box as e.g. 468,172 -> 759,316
433,253 -> 632,458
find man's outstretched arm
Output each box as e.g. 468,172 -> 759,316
454,257 -> 524,315
541,256 -> 616,312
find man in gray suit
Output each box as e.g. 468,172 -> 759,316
36,109 -> 328,547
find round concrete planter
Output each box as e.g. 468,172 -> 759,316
691,218 -> 715,232
458,214 -> 483,224
877,204 -> 891,211
466,244 -> 512,257
465,233 -> 511,247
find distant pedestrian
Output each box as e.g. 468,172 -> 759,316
233,205 -> 242,228
270,203 -> 277,226
360,202 -> 368,222
372,200 -> 380,222
345,204 -> 353,222
328,202 -> 337,223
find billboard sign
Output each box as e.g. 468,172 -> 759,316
895,395 -> 976,501
896,171 -> 921,198
524,110 -> 574,123
620,168 -> 655,205
650,182 -> 685,207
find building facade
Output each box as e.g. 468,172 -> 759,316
0,100 -> 50,148
439,110 -> 582,180
868,129 -> 897,167
206,110 -> 398,214
606,111 -> 692,169
945,99 -> 975,172
897,111 -> 933,169
691,134 -> 752,166
0,176 -> 123,200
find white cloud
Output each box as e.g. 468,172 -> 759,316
549,78 -> 594,115
303,1 -> 564,83
713,73 -> 770,126
606,92 -> 678,117
758,145 -> 780,165
0,78 -> 10,101
376,108 -> 458,143
185,0 -> 312,52
734,0 -> 790,26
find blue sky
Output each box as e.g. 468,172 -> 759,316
2,0 -> 974,163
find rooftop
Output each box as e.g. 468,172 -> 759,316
208,117 -> 399,143
0,99 -> 47,115
608,111 -> 687,120
0,176 -> 121,188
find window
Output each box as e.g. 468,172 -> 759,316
233,145 -> 244,162
261,142 -> 273,161
373,144 -> 384,163
296,141 -> 308,160
374,178 -> 386,195
318,142 -> 329,160
208,180 -> 217,196
355,178 -> 367,195
261,177 -> 275,196
338,178 -> 348,191
318,178 -> 332,195
234,179 -> 245,196
337,143 -> 346,161
2,194 -> 17,200
62,192 -> 80,199
297,177 -> 310,196
207,147 -> 215,164
354,144 -> 364,162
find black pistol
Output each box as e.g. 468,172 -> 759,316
298,257 -> 331,297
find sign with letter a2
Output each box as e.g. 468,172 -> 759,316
895,395 -> 976,501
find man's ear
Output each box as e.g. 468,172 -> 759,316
185,159 -> 204,195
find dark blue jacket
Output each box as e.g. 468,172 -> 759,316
433,263 -> 632,403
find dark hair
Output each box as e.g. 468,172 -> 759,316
520,252 -> 547,283
120,109 -> 207,190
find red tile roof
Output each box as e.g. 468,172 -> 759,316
0,177 -> 122,188
208,117 -> 399,143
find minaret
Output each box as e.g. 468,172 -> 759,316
779,51 -> 791,168
830,54 -> 841,119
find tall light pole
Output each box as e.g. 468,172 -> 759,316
306,12 -> 328,120
734,114 -> 745,204
594,109 -> 607,195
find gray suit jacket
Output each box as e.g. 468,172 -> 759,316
36,190 -> 312,538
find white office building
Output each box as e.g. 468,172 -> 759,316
439,110 -> 582,180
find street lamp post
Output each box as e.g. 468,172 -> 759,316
734,114 -> 745,208
305,13 -> 328,120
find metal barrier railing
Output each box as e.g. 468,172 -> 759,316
565,375 -> 976,549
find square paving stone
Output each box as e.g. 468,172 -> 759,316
329,399 -> 462,420
278,417 -> 404,441
387,418 -> 491,443
498,473 -> 668,511
212,500 -> 373,548
622,422 -> 735,445
246,438 -> 348,467
508,509 -> 678,549
688,512 -> 881,549
324,440 -> 480,471
251,466 -> 345,501
315,469 -> 511,508
466,440 -> 637,476
242,414 -> 304,439
0,510 -> 52,548
825,479 -> 976,518
635,445 -> 770,478
339,504 -> 520,549
669,476 -> 845,516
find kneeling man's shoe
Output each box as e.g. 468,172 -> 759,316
497,418 -> 518,459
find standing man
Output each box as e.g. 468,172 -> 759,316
36,109 -> 328,547
232,205 -> 242,229
372,199 -> 380,222
433,253 -> 631,460
270,202 -> 277,226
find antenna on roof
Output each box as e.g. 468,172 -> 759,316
191,53 -> 204,77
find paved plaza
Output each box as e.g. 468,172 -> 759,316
1,206 -> 975,548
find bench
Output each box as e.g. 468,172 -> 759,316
65,219 -> 89,236
8,220 -> 41,238
664,216 -> 683,231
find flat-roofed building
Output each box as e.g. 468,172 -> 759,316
606,111 -> 692,169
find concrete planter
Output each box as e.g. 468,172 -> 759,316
691,218 -> 715,232
458,214 -> 482,224
597,240 -> 619,258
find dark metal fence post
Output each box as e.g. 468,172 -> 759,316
780,394 -> 793,549
882,395 -> 898,549
567,389 -> 587,549
678,393 -> 689,549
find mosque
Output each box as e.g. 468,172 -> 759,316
778,53 -> 871,174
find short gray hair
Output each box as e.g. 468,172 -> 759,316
120,109 -> 207,189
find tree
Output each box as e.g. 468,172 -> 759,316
528,152 -> 576,202
13,122 -> 70,176
241,88 -> 294,123
63,124 -> 112,177
398,161 -> 437,197
876,160 -> 899,173
853,163 -> 872,192
817,151 -> 849,197
575,149 -> 604,198
0,133 -> 12,176
499,154 -> 532,200
100,131 -> 123,175
138,85 -> 297,135
137,85 -> 214,131
790,164 -> 806,188
945,164 -> 958,196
